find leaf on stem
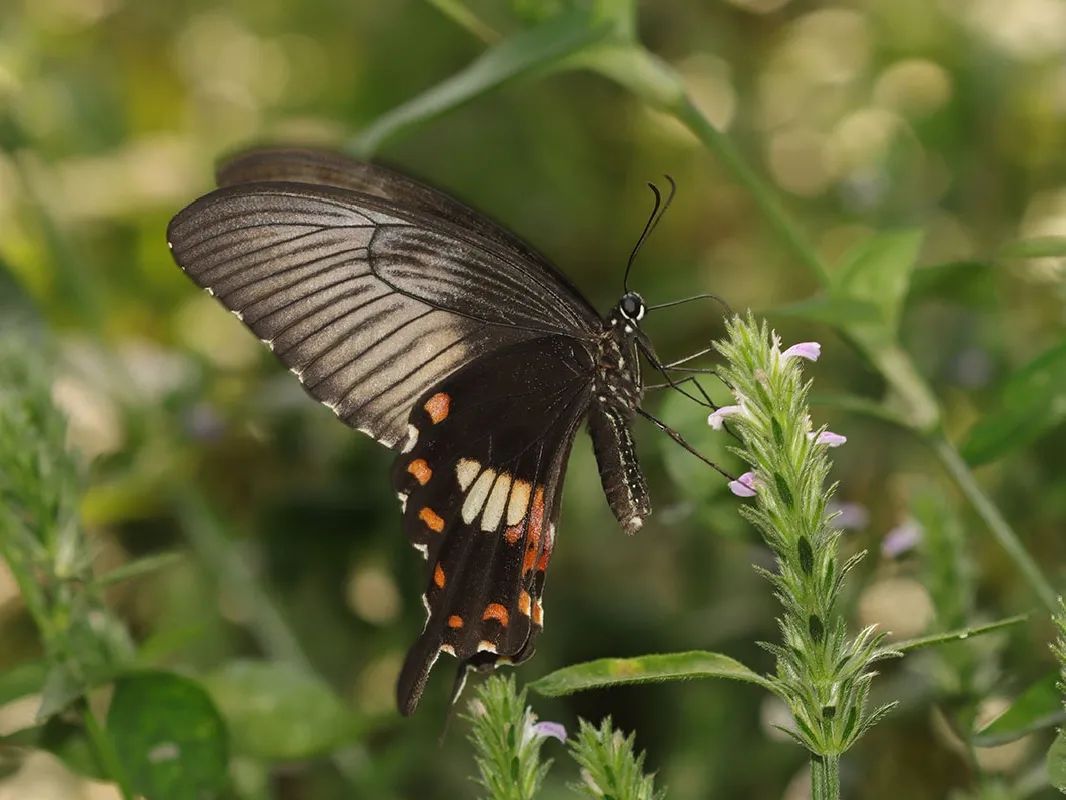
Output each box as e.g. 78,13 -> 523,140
350,7 -> 615,156
107,672 -> 228,800
529,651 -> 771,697
885,614 -> 1029,657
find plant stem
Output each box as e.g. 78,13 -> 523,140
929,435 -> 1057,611
670,95 -> 833,288
810,754 -> 841,800
81,701 -> 135,800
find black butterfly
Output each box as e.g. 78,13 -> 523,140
167,148 -> 717,715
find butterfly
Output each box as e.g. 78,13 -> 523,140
167,147 -> 719,715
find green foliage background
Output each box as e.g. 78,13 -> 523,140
1,0 -> 1065,798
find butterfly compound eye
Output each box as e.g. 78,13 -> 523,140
620,292 -> 644,321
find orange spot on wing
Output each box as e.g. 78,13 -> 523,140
520,488 -> 547,575
447,615 -> 464,629
424,392 -> 451,424
419,507 -> 445,533
532,600 -> 543,626
518,591 -> 531,617
433,563 -> 446,588
482,603 -> 509,627
537,549 -> 553,572
407,459 -> 432,485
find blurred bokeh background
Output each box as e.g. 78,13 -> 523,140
1,0 -> 1065,798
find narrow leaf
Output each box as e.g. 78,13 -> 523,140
529,651 -> 771,697
203,660 -> 361,760
973,672 -> 1062,746
885,614 -> 1028,657
962,338 -> 1066,465
351,8 -> 612,155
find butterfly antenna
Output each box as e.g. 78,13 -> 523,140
647,292 -> 733,315
647,174 -> 677,239
624,181 -> 663,293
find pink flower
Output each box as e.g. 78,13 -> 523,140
525,720 -> 567,744
728,471 -> 759,497
881,520 -> 922,558
781,342 -> 821,362
809,430 -> 847,447
708,404 -> 744,430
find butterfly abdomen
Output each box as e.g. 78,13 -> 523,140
589,326 -> 649,534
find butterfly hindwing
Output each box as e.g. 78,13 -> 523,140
392,335 -> 593,715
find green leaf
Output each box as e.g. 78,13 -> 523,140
973,672 -> 1062,746
999,236 -> 1066,259
350,7 -> 614,155
203,660 -> 360,760
1048,730 -> 1066,793
108,672 -> 228,800
529,651 -> 771,697
961,338 -> 1066,465
834,229 -> 924,336
887,614 -> 1029,656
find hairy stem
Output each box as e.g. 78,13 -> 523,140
810,753 -> 841,800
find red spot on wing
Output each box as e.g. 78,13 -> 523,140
447,615 -> 464,629
424,392 -> 451,424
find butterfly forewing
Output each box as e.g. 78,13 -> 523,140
167,181 -> 597,447
217,147 -> 574,282
392,335 -> 592,714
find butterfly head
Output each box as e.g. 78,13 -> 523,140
614,291 -> 646,333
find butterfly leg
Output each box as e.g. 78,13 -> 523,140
636,407 -> 734,480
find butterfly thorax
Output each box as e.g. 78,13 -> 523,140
594,318 -> 643,414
